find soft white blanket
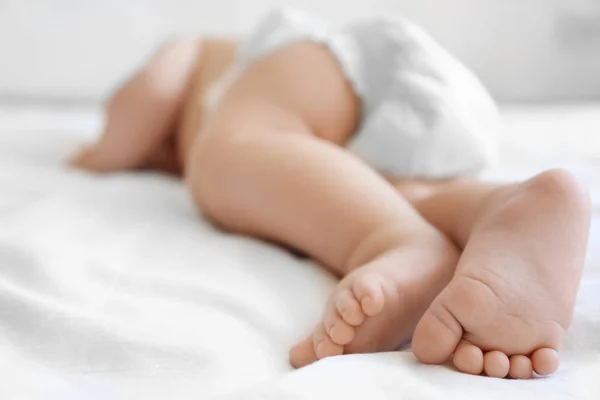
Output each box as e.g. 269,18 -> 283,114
0,105 -> 599,400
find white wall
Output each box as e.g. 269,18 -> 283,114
1,0 -> 599,102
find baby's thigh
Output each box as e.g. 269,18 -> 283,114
215,41 -> 360,146
183,41 -> 365,207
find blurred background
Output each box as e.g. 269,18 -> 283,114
0,0 -> 599,104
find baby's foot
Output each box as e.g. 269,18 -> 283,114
289,231 -> 458,367
412,170 -> 591,378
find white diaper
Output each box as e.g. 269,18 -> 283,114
206,9 -> 499,179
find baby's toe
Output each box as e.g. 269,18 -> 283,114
531,348 -> 559,376
324,309 -> 355,345
509,355 -> 533,379
313,324 -> 344,359
351,273 -> 386,316
453,341 -> 484,375
335,289 -> 365,326
289,336 -> 318,368
483,351 -> 510,378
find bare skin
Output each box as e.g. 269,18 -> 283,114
393,174 -> 590,378
71,37 -> 590,379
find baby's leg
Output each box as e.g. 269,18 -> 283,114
71,38 -> 201,174
393,171 -> 590,378
186,42 -> 459,368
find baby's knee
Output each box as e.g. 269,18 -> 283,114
135,37 -> 203,97
151,37 -> 203,63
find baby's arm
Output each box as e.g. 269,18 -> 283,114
70,38 -> 202,174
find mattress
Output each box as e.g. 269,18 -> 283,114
0,103 -> 599,400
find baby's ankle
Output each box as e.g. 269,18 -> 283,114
344,222 -> 453,273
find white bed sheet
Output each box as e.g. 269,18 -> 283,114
0,104 -> 599,400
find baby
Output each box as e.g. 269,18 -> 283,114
71,9 -> 590,379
